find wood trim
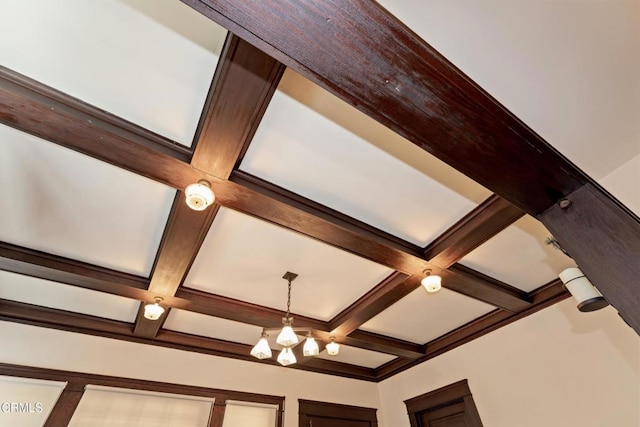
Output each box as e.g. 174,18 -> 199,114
180,0 -> 588,216
329,272 -> 412,336
191,35 -> 285,176
0,66 -> 528,312
404,379 -> 483,427
328,196 -> 525,337
298,399 -> 378,425
0,363 -> 284,406
424,195 -> 524,268
404,379 -> 472,414
43,381 -> 85,427
441,264 -> 530,313
208,402 -> 227,427
0,299 -> 377,381
133,34 -> 284,338
376,279 -> 569,380
230,172 -> 530,311
0,65 -> 200,189
538,183 -> 640,335
0,241 -> 149,298
229,171 -> 426,272
182,0 -> 639,338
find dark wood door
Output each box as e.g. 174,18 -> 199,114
299,400 -> 378,427
305,416 -> 374,427
419,402 -> 470,427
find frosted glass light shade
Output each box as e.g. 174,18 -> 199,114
303,336 -> 319,356
250,336 -> 272,360
326,340 -> 340,356
277,347 -> 296,366
185,181 -> 215,211
276,325 -> 298,347
421,274 -> 442,293
559,267 -> 608,312
143,301 -> 165,320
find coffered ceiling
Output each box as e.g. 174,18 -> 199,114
0,0 -> 638,381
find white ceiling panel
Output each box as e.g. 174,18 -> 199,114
163,309 -> 263,345
459,216 -> 576,292
0,270 -> 140,322
184,207 -> 393,321
241,70 -> 490,246
0,376 -> 65,427
360,287 -> 495,344
0,125 -> 175,276
315,344 -> 396,369
0,0 -> 227,146
70,386 -> 213,427
377,0 -> 640,181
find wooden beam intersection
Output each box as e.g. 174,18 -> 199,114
132,34 -> 286,339
0,65 -> 530,314
179,0 -> 640,337
0,299 -> 377,381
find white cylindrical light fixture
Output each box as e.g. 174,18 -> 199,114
250,332 -> 272,360
185,180 -> 215,211
143,298 -> 165,320
277,347 -> 297,366
326,337 -> 340,356
559,267 -> 609,312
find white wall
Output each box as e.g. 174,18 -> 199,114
377,299 -> 640,427
0,321 -> 381,427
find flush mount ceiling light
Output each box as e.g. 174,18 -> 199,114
185,180 -> 215,211
421,269 -> 442,293
250,272 -> 339,366
326,337 -> 340,356
559,267 -> 609,312
143,297 -> 165,320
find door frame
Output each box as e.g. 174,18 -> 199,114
404,379 -> 483,427
298,399 -> 378,426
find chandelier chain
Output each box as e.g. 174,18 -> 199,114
286,278 -> 292,319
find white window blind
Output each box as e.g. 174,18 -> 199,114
222,400 -> 278,427
68,385 -> 213,427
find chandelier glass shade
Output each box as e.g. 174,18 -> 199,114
249,272 -> 339,366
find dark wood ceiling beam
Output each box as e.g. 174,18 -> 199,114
424,194 -> 525,268
441,264 -> 530,312
181,0 -> 640,335
0,299 -> 376,381
132,35 -> 286,338
375,279 -> 570,380
0,68 -> 527,312
0,243 -> 418,357
180,0 -> 587,216
0,241 -> 149,299
539,185 -> 640,333
229,172 -> 531,313
329,272 -> 414,336
228,171 -> 425,272
328,196 -> 527,338
43,381 -> 85,427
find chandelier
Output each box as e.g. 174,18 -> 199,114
250,272 -> 339,366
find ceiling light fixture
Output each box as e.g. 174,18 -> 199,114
249,331 -> 272,359
421,269 -> 442,293
559,267 -> 609,312
250,272 -> 339,366
185,180 -> 215,211
326,337 -> 340,356
303,332 -> 320,356
143,297 -> 165,320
